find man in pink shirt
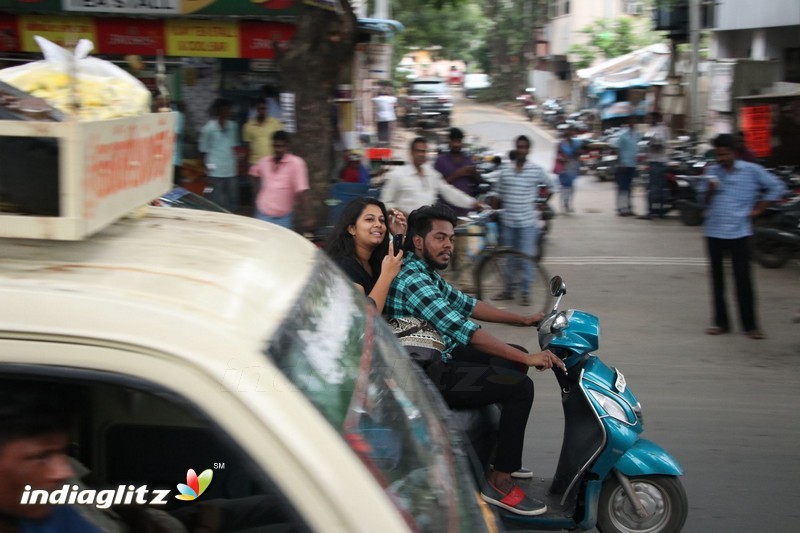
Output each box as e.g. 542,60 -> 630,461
249,130 -> 314,231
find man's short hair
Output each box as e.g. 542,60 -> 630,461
712,133 -> 736,149
0,382 -> 77,448
406,204 -> 458,249
410,136 -> 427,151
515,135 -> 531,149
273,130 -> 290,144
448,127 -> 464,140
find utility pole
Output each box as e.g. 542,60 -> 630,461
688,0 -> 701,137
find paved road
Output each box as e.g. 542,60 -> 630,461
434,98 -> 800,532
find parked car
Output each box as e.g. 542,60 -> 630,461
464,73 -> 491,98
402,77 -> 453,129
0,207 -> 499,533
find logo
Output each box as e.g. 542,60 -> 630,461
175,468 -> 213,501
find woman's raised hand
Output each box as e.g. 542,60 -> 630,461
382,239 -> 404,280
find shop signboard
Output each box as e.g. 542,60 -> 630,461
18,15 -> 96,52
165,19 -> 239,58
96,18 -> 165,56
366,42 -> 391,80
1,0 -> 298,17
239,21 -> 295,60
61,0 -> 179,15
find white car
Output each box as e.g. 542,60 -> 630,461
463,74 -> 491,98
0,208 -> 498,532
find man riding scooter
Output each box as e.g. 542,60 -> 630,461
385,204 -> 566,516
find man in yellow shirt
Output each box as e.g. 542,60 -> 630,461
242,101 -> 284,195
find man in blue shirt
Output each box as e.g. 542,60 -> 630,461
698,133 -> 786,339
386,204 -> 565,517
614,116 -> 640,216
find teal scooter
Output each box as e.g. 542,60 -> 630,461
502,277 -> 688,532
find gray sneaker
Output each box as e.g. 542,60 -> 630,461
481,483 -> 547,516
490,464 -> 534,479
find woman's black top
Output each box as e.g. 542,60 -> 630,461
336,256 -> 379,295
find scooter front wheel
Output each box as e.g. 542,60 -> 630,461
597,475 -> 687,533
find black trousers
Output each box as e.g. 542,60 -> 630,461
706,236 -> 757,331
427,345 -> 533,473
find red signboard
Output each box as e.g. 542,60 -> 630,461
96,18 -> 166,56
0,15 -> 21,53
239,21 -> 296,59
740,105 -> 773,158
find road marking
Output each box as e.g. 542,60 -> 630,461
542,257 -> 709,266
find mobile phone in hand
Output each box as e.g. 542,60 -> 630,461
392,234 -> 404,256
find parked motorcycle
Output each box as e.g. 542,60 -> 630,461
752,195 -> 800,268
541,98 -> 565,129
516,88 -> 538,121
493,276 -> 688,532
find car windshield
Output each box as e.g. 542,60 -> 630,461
410,81 -> 448,95
265,256 -> 488,531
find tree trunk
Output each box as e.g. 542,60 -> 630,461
276,3 -> 357,225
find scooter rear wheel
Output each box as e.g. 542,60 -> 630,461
597,475 -> 688,533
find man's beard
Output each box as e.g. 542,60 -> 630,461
422,246 -> 449,270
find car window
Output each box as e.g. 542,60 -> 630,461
0,373 -> 310,533
409,81 -> 448,95
266,256 -> 488,531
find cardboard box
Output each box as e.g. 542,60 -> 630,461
0,113 -> 175,240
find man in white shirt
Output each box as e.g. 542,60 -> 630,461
380,137 -> 482,219
372,87 -> 397,145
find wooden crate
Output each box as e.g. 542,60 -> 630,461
0,113 -> 175,240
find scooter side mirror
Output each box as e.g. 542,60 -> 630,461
550,276 -> 566,297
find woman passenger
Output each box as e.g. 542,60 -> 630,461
325,198 -> 406,313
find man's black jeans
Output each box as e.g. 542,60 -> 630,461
428,345 -> 533,474
706,236 -> 757,332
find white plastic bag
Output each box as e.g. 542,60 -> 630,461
0,36 -> 151,120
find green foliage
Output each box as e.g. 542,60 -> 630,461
568,17 -> 662,70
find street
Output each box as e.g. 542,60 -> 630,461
440,98 -> 800,532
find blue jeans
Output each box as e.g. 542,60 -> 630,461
500,225 -> 538,297
256,210 -> 294,230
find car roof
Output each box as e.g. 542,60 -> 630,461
411,77 -> 446,83
0,207 -> 316,354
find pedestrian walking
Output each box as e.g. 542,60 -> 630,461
555,127 -> 582,214
638,112 -> 670,219
698,133 -> 786,339
614,116 -> 640,216
372,87 -> 397,146
242,100 -> 284,197
249,131 -> 314,231
198,98 -> 240,213
495,135 -> 550,306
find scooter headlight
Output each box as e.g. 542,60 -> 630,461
589,390 -> 632,424
551,312 -> 569,333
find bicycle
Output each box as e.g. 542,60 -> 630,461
444,209 -> 553,314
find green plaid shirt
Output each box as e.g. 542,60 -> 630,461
386,254 -> 480,358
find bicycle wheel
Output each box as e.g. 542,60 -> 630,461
475,249 -> 553,314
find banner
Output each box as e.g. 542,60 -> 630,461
61,0 -> 180,15
239,21 -> 295,60
96,18 -> 165,56
739,105 -> 772,158
0,15 -> 21,52
181,0 -> 296,16
18,15 -> 96,52
165,19 -> 239,58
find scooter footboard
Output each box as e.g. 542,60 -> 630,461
616,438 -> 683,476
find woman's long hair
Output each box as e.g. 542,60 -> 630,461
325,197 -> 391,276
